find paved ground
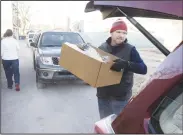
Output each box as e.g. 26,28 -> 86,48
1,38 -> 165,133
1,41 -> 100,133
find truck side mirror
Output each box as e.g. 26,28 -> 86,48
30,42 -> 37,48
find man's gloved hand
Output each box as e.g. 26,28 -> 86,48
110,59 -> 129,72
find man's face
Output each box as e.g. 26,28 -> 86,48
111,30 -> 127,45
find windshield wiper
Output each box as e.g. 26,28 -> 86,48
42,45 -> 60,47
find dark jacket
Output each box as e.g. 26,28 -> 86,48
97,37 -> 147,100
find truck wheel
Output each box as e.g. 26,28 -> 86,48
36,74 -> 46,89
36,81 -> 47,89
33,59 -> 36,71
27,43 -> 30,48
33,54 -> 36,71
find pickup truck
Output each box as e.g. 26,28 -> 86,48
30,30 -> 87,89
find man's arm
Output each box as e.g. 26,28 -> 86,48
128,47 -> 147,74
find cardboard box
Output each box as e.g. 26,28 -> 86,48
59,42 -> 123,88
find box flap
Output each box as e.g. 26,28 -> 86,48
64,42 -> 104,62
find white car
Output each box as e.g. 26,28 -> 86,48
26,33 -> 35,47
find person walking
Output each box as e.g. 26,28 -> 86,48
97,19 -> 147,119
1,29 -> 20,91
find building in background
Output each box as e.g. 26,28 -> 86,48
71,20 -> 84,32
66,17 -> 71,31
12,1 -> 21,39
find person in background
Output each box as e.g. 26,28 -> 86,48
1,29 -> 20,91
3,32 -> 7,38
1,32 -> 7,40
97,19 -> 147,119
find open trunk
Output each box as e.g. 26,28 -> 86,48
85,1 -> 183,56
85,1 -> 183,134
85,1 -> 183,20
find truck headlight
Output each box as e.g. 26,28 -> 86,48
40,57 -> 53,65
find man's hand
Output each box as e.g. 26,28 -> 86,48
110,59 -> 129,72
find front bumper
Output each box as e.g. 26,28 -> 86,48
36,67 -> 79,83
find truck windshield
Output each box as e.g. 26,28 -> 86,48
40,32 -> 85,47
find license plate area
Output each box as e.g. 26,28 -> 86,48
58,71 -> 72,75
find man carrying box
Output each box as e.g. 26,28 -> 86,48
97,19 -> 147,119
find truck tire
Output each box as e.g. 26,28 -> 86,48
36,74 -> 47,89
33,59 -> 36,71
36,81 -> 47,89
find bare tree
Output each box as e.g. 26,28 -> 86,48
71,20 -> 80,32
18,2 -> 31,35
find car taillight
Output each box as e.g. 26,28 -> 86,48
94,125 -> 106,134
94,114 -> 116,134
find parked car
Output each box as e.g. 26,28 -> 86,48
27,32 -> 35,47
85,1 -> 183,134
30,30 -> 87,89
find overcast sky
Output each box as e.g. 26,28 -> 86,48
1,1 -> 182,49
23,1 -> 102,26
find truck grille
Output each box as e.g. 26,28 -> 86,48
52,57 -> 59,65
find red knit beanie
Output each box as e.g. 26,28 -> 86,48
110,20 -> 127,33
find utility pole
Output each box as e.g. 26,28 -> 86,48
67,17 -> 70,31
17,1 -> 19,38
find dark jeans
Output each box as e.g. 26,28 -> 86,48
2,59 -> 20,86
98,98 -> 129,119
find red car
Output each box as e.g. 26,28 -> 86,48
85,1 -> 183,134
